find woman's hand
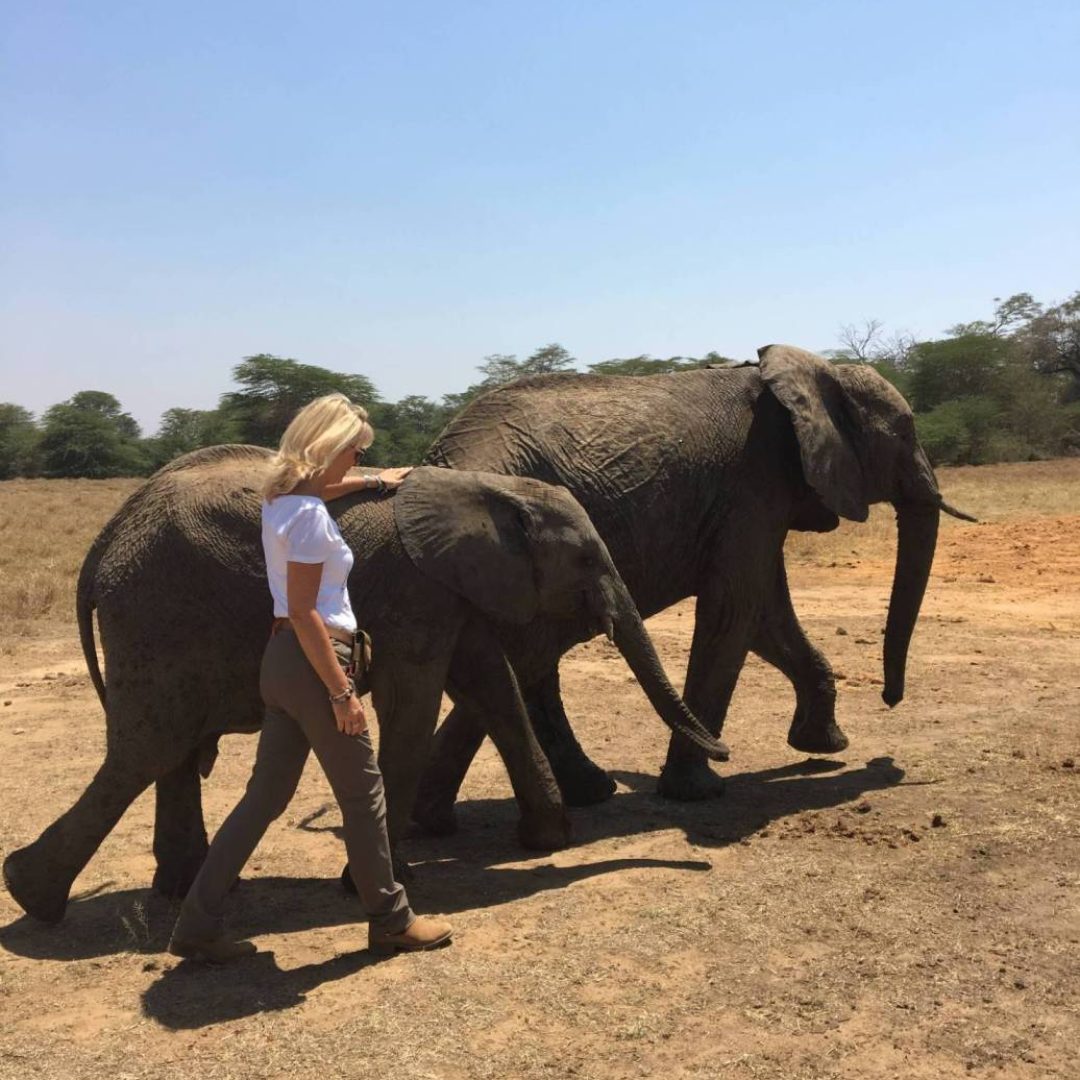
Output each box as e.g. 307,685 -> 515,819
332,693 -> 368,736
322,466 -> 413,502
377,466 -> 413,489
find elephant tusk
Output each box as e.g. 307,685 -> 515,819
940,499 -> 978,523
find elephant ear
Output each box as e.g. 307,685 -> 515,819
394,466 -> 540,625
757,344 -> 870,522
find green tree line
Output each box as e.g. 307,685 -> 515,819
824,292 -> 1080,465
0,344 -> 728,479
1,290 -> 1076,479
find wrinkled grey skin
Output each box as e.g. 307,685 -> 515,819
2,448 -> 723,924
414,345 -> 972,823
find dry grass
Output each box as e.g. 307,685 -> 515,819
0,478 -> 142,640
935,457 -> 1080,520
785,457 -> 1080,567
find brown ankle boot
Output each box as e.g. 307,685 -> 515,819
369,915 -> 453,955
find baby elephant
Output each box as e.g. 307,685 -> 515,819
3,446 -> 725,923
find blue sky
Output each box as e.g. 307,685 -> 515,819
3,1 -> 1078,434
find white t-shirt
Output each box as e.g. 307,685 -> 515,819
261,495 -> 357,634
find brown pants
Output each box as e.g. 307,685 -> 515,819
172,628 -> 413,941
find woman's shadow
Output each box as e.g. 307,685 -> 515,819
1,754 -> 905,1029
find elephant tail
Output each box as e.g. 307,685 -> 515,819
76,550 -> 107,711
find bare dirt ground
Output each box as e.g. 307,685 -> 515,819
1,460 -> 1078,1079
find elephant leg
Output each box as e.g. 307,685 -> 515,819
411,703 -> 487,837
750,559 -> 848,755
2,751 -> 156,923
151,748 -> 209,899
445,619 -> 570,851
411,665 -> 614,836
340,654 -> 448,893
526,668 -> 617,807
657,578 -> 760,801
370,661 -> 453,850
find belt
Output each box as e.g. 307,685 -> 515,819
271,617 -> 355,646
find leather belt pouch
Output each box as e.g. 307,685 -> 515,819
353,630 -> 373,695
333,631 -> 374,696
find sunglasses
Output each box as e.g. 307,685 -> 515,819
353,445 -> 368,465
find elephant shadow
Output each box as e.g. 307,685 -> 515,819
602,754 -> 908,849
1,755 -> 904,1030
415,754 -> 907,868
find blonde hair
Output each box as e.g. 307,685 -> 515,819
262,393 -> 374,500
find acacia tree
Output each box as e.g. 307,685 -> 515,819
589,355 -> 689,376
219,354 -> 380,447
588,352 -> 736,376
947,292 -> 1043,339
442,343 -> 578,411
476,343 -> 576,385
39,392 -> 147,478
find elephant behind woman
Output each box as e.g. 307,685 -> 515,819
413,344 -> 974,826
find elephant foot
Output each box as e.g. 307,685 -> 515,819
553,757 -> 617,807
657,761 -> 727,801
411,798 -> 459,837
517,810 -> 572,851
2,847 -> 70,924
787,715 -> 849,755
151,848 -> 206,900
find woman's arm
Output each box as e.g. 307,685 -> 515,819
286,561 -> 366,735
322,466 -> 413,502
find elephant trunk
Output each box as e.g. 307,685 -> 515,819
882,501 -> 940,707
592,576 -> 730,761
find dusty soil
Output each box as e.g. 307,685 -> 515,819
1,462 -> 1078,1079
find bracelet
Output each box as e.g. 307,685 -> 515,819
366,476 -> 386,493
329,680 -> 355,704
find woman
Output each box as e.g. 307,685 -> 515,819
168,393 -> 452,962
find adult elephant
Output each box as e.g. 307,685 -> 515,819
414,344 -> 973,821
2,447 -> 724,924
